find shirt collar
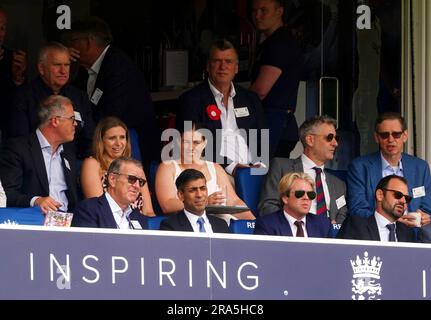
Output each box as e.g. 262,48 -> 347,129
374,211 -> 395,229
184,208 -> 208,224
105,191 -> 132,218
89,45 -> 110,74
207,79 -> 236,100
380,152 -> 403,172
301,154 -> 324,171
284,210 -> 307,226
36,76 -> 67,96
36,128 -> 64,154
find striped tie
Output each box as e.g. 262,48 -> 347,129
313,167 -> 328,217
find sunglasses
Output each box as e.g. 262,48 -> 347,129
290,190 -> 317,200
113,172 -> 146,187
376,131 -> 403,139
382,188 -> 412,204
312,133 -> 340,143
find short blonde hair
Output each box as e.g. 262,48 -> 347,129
278,172 -> 315,199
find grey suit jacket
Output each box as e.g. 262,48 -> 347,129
258,157 -> 348,223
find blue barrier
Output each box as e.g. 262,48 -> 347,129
229,219 -> 255,234
147,215 -> 167,230
0,207 -> 45,225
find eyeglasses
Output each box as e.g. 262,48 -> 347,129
381,188 -> 412,204
289,190 -> 317,200
112,172 -> 146,187
53,115 -> 78,123
376,131 -> 404,139
312,133 -> 340,143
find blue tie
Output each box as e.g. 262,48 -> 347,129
197,217 -> 206,233
386,223 -> 396,242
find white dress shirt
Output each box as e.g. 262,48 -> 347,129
374,212 -> 398,242
184,209 -> 214,233
284,211 -> 308,237
381,152 -> 404,178
105,192 -> 133,229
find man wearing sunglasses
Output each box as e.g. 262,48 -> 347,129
254,172 -> 331,237
347,112 -> 431,239
338,175 -> 427,242
72,157 -> 148,229
259,115 -> 347,224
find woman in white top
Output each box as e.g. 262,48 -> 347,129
155,123 -> 254,221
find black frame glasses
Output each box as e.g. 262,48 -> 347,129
376,131 -> 404,139
54,115 -> 78,123
290,190 -> 317,200
113,172 -> 146,187
382,188 -> 412,204
312,133 -> 340,143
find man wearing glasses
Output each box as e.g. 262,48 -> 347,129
72,157 -> 148,229
347,112 -> 431,239
259,115 -> 347,225
338,175 -> 428,242
254,172 -> 331,237
0,95 -> 78,214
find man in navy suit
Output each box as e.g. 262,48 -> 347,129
0,95 -> 78,213
254,172 -> 331,237
72,157 -> 148,229
347,112 -> 431,239
176,39 -> 267,176
65,17 -> 160,171
338,175 -> 428,242
160,169 -> 230,233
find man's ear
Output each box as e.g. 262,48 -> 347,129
177,190 -> 184,202
375,189 -> 384,202
281,195 -> 289,205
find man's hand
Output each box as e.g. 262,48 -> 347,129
207,191 -> 226,205
34,197 -> 62,214
398,210 -> 430,228
68,47 -> 80,62
11,50 -> 26,85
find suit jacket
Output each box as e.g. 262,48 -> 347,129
0,133 -> 78,210
72,194 -> 148,229
9,76 -> 95,159
258,157 -> 348,223
337,214 -> 417,242
347,152 -> 431,217
176,81 -> 267,166
254,210 -> 332,237
86,46 -> 160,168
160,211 -> 230,233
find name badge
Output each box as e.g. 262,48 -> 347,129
412,186 -> 426,199
90,88 -> 103,105
131,220 -> 143,230
336,195 -> 346,210
234,107 -> 250,118
74,111 -> 82,122
64,158 -> 71,171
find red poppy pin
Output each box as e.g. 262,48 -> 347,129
206,104 -> 221,121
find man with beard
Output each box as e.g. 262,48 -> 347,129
338,175 -> 428,242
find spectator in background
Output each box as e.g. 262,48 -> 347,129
156,122 -> 254,223
160,169 -> 230,233
0,95 -> 78,214
80,117 -> 154,216
9,42 -> 94,159
0,180 -> 6,207
251,0 -> 304,159
0,6 -> 27,141
64,16 -> 160,172
254,172 -> 331,237
338,175 -> 429,242
176,39 -> 267,176
259,115 -> 347,224
72,157 -> 148,229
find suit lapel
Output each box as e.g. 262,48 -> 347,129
278,211 -> 293,236
202,82 -> 222,131
367,215 -> 381,240
100,195 -> 119,228
179,211 -> 194,231
60,147 -> 77,209
369,153 -> 383,192
305,215 -> 318,237
292,157 -> 304,172
29,133 -> 49,195
325,173 -> 338,216
401,154 -> 416,202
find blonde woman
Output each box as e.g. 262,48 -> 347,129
80,117 -> 154,216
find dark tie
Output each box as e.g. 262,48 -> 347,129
294,220 -> 304,237
197,217 -> 206,233
313,167 -> 328,216
386,223 -> 396,242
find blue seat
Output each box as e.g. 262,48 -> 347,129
234,167 -> 265,215
129,128 -> 142,161
0,207 -> 45,225
325,168 -> 347,183
229,219 -> 256,234
147,215 -> 168,230
329,223 -> 341,238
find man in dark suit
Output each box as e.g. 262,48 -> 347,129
254,172 -> 331,237
0,95 -> 78,213
176,39 -> 267,176
160,169 -> 230,233
65,17 -> 160,171
338,175 -> 428,242
259,115 -> 347,224
8,42 -> 94,159
72,157 -> 148,229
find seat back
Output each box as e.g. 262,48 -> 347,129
234,168 -> 265,215
129,128 -> 142,162
0,207 -> 45,225
147,215 -> 168,230
229,219 -> 256,234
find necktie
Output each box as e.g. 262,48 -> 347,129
386,223 -> 396,242
197,217 -> 206,233
294,220 -> 304,237
313,167 -> 328,217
